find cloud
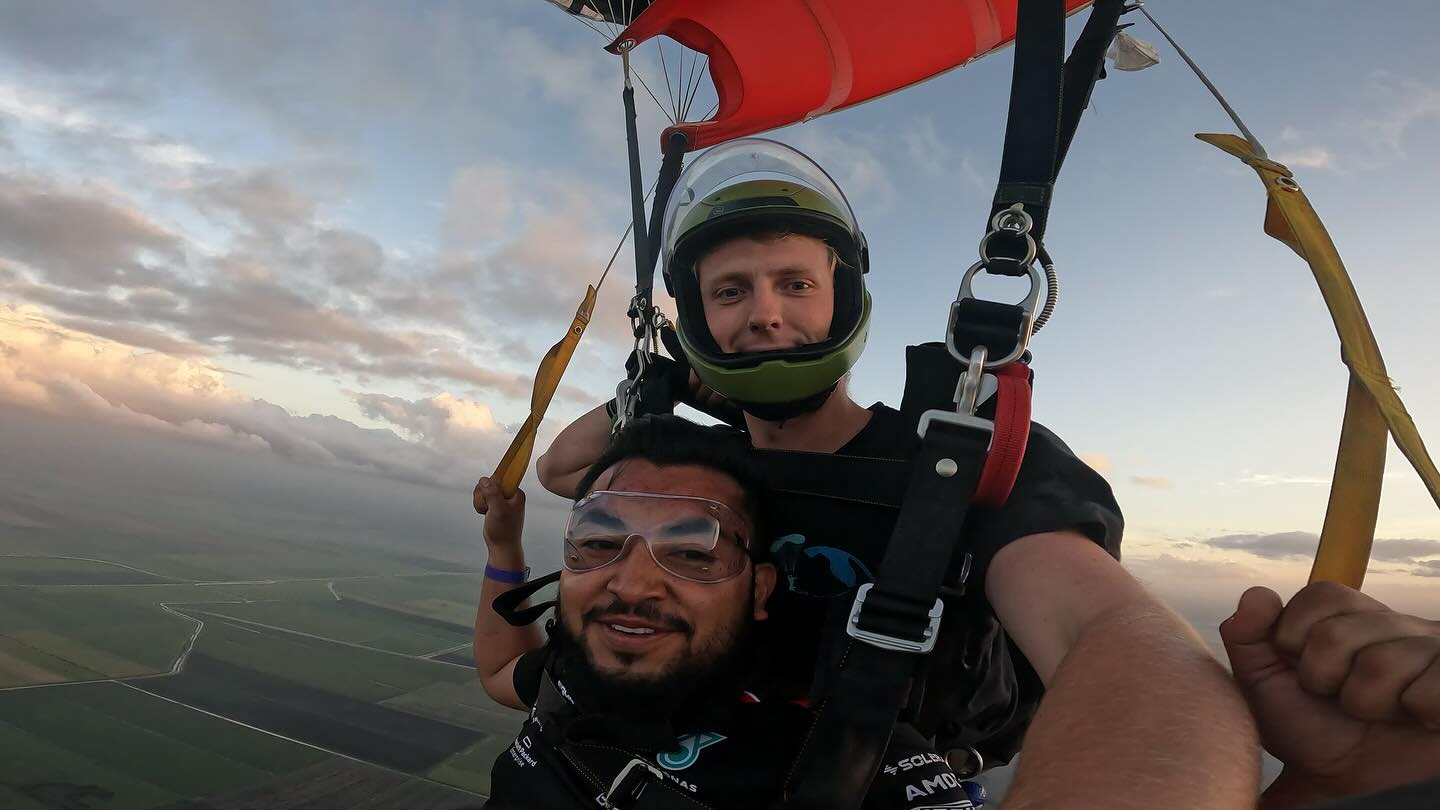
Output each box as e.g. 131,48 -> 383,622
1350,73 -> 1440,161
1198,531 -> 1440,566
0,305 -> 516,488
1273,146 -> 1335,171
0,171 -> 184,288
0,159 -> 604,405
789,128 -> 898,213
1130,475 -> 1173,490
0,82 -> 211,174
1413,560 -> 1440,578
1237,472 -> 1329,487
903,117 -> 948,179
902,118 -> 990,195
1201,531 -> 1320,561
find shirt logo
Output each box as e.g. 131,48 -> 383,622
657,732 -> 726,770
770,534 -> 875,597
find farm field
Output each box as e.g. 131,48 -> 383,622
0,588 -> 194,688
0,543 -> 523,807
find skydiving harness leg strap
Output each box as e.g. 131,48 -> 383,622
778,1 -> 1127,807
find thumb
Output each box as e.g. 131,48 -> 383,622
1221,585 -> 1286,685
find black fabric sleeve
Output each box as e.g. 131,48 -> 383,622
1313,776 -> 1440,810
964,420 -> 1124,585
511,648 -> 547,709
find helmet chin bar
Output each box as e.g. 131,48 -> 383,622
734,383 -> 837,422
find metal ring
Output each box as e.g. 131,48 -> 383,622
944,746 -> 985,779
1275,175 -> 1300,192
990,203 -> 1033,235
977,230 -> 1038,269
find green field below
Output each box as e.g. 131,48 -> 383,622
202,597 -> 471,656
0,555 -> 174,586
0,590 -> 193,687
184,612 -> 475,703
0,681 -> 331,809
332,574 -> 485,627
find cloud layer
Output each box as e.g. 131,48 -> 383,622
0,305 -> 515,489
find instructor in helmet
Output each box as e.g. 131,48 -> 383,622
531,140 -> 1259,806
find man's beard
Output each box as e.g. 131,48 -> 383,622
546,583 -> 757,734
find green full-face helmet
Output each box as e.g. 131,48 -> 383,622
660,139 -> 871,417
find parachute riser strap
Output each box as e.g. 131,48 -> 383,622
780,416 -> 993,809
986,0 -> 1065,266
621,71 -> 652,302
985,0 -> 1126,273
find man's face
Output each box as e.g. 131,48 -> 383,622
695,234 -> 835,354
557,460 -> 777,687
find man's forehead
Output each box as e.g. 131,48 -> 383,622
697,233 -> 831,280
591,460 -> 749,519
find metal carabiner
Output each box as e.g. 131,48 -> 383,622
946,259 -> 1044,369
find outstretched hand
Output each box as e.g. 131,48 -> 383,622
474,477 -> 526,548
1221,581 -> 1440,797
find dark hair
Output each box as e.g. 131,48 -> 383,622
575,415 -> 766,525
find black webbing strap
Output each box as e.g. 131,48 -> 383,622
781,418 -> 993,809
1057,0 -> 1126,174
492,570 -> 561,627
987,0 -> 1125,272
988,0 -> 1066,262
646,132 -> 688,274
622,85 -> 652,301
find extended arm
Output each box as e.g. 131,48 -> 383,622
535,402 -> 612,499
472,478 -> 543,709
991,532 -> 1260,810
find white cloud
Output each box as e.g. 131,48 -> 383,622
789,128 -> 898,212
1273,146 -> 1334,171
1238,472 -> 1330,487
0,304 -> 514,488
0,81 -> 212,173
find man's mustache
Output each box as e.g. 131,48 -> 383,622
583,598 -> 692,634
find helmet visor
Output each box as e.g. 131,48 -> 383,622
661,138 -> 859,271
563,491 -> 754,583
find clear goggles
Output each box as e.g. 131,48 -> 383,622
563,491 -> 754,583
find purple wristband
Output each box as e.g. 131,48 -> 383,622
485,563 -> 529,584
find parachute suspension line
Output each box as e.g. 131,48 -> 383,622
657,36 -> 678,121
680,53 -> 709,123
1136,4 -> 1267,159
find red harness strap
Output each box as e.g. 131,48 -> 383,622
973,362 -> 1032,508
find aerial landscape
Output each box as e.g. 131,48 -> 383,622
3,1 -> 1440,808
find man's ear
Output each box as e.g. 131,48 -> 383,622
752,562 -> 778,620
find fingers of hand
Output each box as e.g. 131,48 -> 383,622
1222,586 -> 1285,645
1335,635 -> 1440,723
1297,611 -> 1438,697
473,477 -> 492,514
1399,656 -> 1440,729
1275,580 -> 1387,655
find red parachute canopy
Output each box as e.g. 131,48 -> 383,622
609,0 -> 1094,152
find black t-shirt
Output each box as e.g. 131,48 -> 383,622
754,403 -> 1123,754
484,650 -> 978,810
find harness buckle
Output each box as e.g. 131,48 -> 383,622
602,758 -> 665,809
846,583 -> 945,654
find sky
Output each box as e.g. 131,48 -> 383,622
1,0 -> 1438,629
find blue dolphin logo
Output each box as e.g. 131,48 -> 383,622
657,732 -> 726,770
